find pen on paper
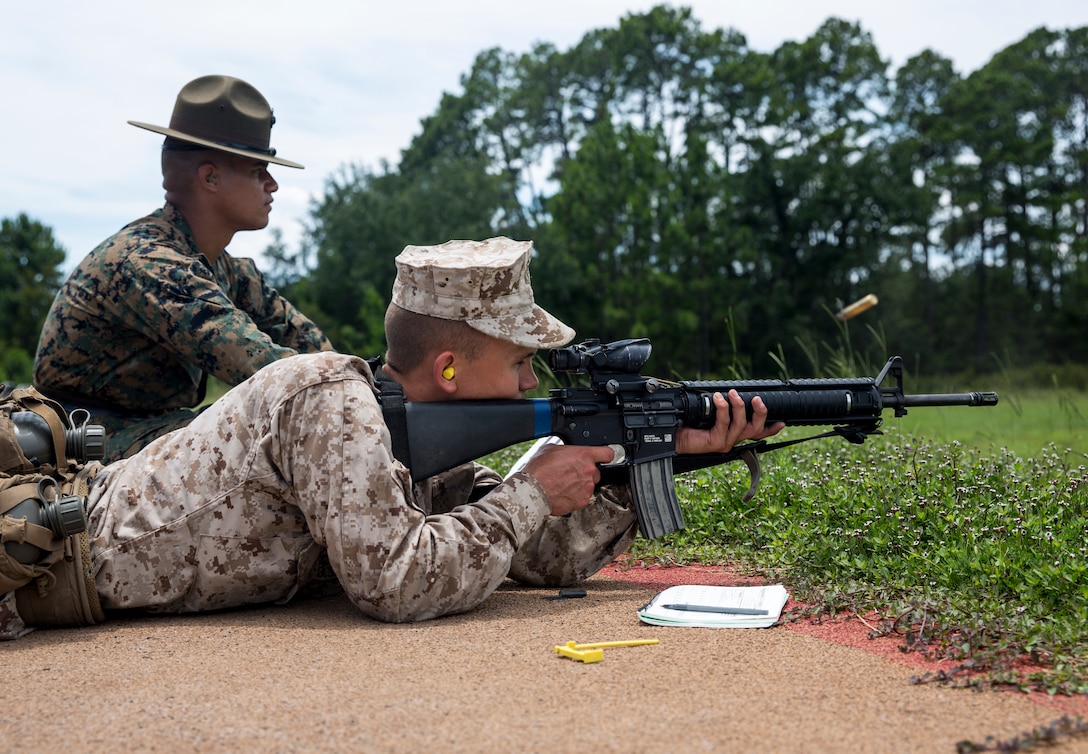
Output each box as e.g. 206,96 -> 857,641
662,604 -> 769,616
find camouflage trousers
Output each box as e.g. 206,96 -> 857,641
83,352 -> 638,625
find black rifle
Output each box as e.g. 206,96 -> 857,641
378,338 -> 999,539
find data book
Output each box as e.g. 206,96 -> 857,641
637,584 -> 789,628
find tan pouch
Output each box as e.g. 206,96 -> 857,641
15,531 -> 104,628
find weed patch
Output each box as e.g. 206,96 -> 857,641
624,437 -> 1088,697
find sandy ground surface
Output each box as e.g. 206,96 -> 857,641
3,565 -> 1086,754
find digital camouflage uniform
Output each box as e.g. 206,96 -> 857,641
33,202 -> 333,461
0,237 -> 639,635
78,352 -> 637,622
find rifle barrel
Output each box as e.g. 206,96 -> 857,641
896,391 -> 999,408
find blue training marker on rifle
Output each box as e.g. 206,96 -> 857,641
531,399 -> 552,437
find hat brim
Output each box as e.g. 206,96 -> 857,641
467,305 -> 576,350
128,120 -> 304,169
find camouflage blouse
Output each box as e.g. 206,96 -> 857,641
34,203 -> 333,415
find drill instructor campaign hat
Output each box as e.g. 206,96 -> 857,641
392,237 -> 576,349
128,75 -> 304,169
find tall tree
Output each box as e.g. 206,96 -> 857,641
932,28 -> 1063,367
0,213 -> 66,381
871,49 -> 960,368
303,157 -> 506,355
733,18 -> 891,372
543,6 -> 772,374
1049,26 -> 1088,362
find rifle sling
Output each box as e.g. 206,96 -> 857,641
367,357 -> 412,470
670,425 -> 880,476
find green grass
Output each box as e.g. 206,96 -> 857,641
890,389 -> 1087,458
636,438 -> 1088,694
482,389 -> 1088,700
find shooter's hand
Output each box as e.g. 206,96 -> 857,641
676,390 -> 784,455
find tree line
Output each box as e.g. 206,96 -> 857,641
285,6 -> 1088,379
4,6 -> 1088,384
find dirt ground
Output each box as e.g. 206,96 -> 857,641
2,564 -> 1086,754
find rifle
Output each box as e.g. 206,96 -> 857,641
378,338 -> 999,539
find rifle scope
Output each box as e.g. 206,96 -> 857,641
549,338 -> 652,376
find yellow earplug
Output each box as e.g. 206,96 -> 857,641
442,366 -> 455,380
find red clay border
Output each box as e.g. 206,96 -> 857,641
596,561 -> 1088,718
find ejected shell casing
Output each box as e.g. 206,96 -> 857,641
836,294 -> 878,321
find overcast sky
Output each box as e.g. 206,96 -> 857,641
4,1 -> 1088,272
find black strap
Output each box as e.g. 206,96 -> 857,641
670,423 -> 882,476
366,357 -> 411,468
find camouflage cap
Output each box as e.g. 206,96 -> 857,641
392,237 -> 575,349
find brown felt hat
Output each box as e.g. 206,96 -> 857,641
128,75 -> 303,169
